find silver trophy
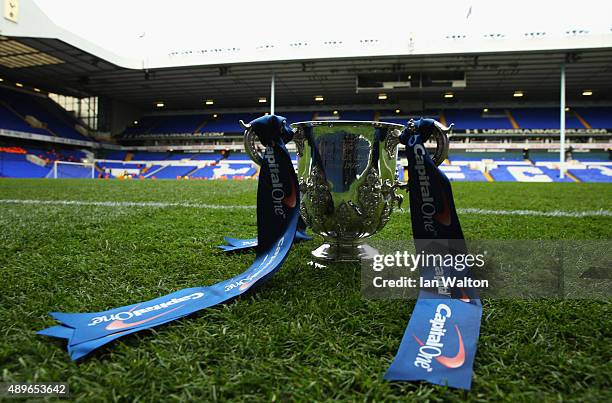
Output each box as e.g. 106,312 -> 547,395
243,119 -> 452,262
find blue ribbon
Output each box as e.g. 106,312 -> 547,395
38,115 -> 301,360
384,119 -> 483,390
218,218 -> 311,252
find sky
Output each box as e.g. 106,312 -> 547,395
34,0 -> 612,60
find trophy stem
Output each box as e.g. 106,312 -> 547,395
311,240 -> 379,263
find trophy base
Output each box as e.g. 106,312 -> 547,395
311,242 -> 379,263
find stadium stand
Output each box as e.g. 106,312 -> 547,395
0,88 -> 90,141
2,103 -> 611,182
0,152 -> 50,178
0,103 -> 49,136
117,107 -> 612,140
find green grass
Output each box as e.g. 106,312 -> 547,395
0,179 -> 610,402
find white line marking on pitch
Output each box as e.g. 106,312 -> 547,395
0,199 -> 610,218
0,199 -> 254,210
456,208 -> 612,218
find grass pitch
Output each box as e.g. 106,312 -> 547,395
0,179 -> 610,402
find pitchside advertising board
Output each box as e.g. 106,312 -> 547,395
454,128 -> 612,135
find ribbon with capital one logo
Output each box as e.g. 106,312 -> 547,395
384,118 -> 483,390
38,115 -> 301,360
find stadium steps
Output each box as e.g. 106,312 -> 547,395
505,109 -> 520,129
572,110 -> 591,129
483,170 -> 495,182
439,111 -> 447,127
185,166 -> 200,177
193,119 -> 208,134
144,165 -> 168,178
565,171 -> 581,182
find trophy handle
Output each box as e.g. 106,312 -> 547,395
240,120 -> 264,166
431,120 -> 453,166
395,119 -> 453,192
406,118 -> 452,166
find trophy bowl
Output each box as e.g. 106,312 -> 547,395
243,119 -> 451,262
291,121 -> 403,261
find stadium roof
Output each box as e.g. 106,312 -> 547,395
0,0 -> 611,110
1,36 -> 611,110
21,0 -> 612,69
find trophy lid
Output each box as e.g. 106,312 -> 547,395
291,120 -> 405,130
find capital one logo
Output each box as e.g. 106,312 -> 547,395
412,143 -> 452,233
87,292 -> 205,330
413,303 -> 466,372
264,147 -> 296,218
